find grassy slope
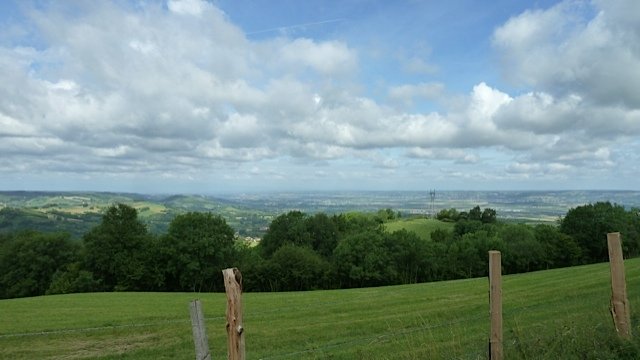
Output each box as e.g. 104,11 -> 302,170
0,192 -> 272,237
384,217 -> 454,240
1,259 -> 639,359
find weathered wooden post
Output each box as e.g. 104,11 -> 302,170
489,250 -> 503,360
223,267 -> 245,360
189,299 -> 212,360
607,232 -> 632,338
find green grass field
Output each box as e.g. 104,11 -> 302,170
1,259 -> 640,359
384,217 -> 454,241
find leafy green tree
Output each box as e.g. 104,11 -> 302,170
0,231 -> 78,299
338,212 -> 383,235
481,208 -> 497,223
306,213 -> 340,258
453,219 -> 484,237
500,224 -> 544,273
333,230 -> 397,288
233,241 -> 265,291
436,208 -> 460,222
444,230 -> 505,279
46,262 -> 100,295
83,204 -> 153,291
250,256 -> 280,291
431,228 -> 453,243
561,202 -> 640,262
260,211 -> 310,257
387,229 -> 431,284
469,206 -> 482,221
265,244 -> 330,291
625,207 -> 640,257
161,212 -> 236,292
534,224 -> 582,268
375,208 -> 396,222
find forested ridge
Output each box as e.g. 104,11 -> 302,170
1,202 -> 639,299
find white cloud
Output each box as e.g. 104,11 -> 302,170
0,113 -> 39,137
0,0 -> 638,190
128,40 -> 157,55
408,148 -> 479,164
167,0 -> 209,16
92,145 -> 131,158
504,161 -> 573,180
493,0 -> 640,107
505,162 -> 542,174
0,136 -> 68,155
482,0 -> 640,172
493,92 -> 582,134
467,82 -> 512,121
276,38 -> 357,75
218,113 -> 265,148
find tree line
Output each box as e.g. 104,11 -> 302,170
1,202 -> 639,299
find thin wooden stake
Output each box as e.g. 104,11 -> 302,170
607,232 -> 632,339
223,268 -> 245,360
489,250 -> 503,360
189,300 -> 211,360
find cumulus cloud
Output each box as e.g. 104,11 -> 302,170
493,0 -> 640,108
0,113 -> 38,137
504,161 -> 573,181
217,113 -> 266,148
487,0 -> 640,175
493,92 -> 581,134
167,0 -> 209,16
276,38 -> 357,75
0,0 -> 638,188
408,148 -> 479,164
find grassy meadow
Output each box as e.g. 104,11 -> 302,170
1,258 -> 640,359
384,217 -> 454,241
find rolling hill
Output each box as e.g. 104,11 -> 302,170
0,191 -> 271,237
1,258 -> 638,359
384,217 -> 455,241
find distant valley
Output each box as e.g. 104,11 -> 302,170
1,190 -> 639,239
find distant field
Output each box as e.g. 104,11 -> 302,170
4,190 -> 640,238
384,217 -> 454,240
1,259 -> 639,359
0,192 -> 273,237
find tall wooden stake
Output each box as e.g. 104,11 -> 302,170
189,300 -> 211,360
223,268 -> 245,360
489,251 -> 503,360
607,232 -> 632,338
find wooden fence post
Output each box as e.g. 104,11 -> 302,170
607,232 -> 632,339
223,268 -> 245,360
189,299 -> 212,360
489,250 -> 503,360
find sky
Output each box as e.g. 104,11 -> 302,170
0,0 -> 639,194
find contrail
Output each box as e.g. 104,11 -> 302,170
246,18 -> 345,36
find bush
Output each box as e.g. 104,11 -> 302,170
46,263 -> 100,295
267,244 -> 330,291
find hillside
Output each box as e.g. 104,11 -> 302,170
0,191 -> 271,237
1,259 -> 639,359
384,217 -> 455,241
3,190 -> 640,239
